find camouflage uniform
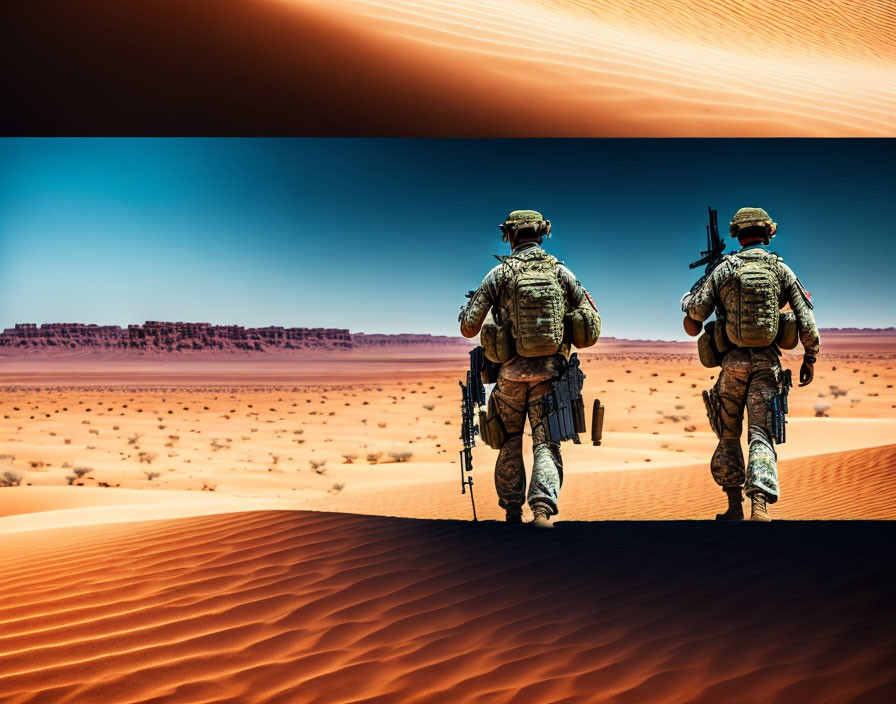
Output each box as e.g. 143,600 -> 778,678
684,244 -> 820,502
460,242 -> 599,517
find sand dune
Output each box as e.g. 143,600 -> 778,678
311,444 -> 896,522
3,0 -> 893,135
1,510 -> 894,703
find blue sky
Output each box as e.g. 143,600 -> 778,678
1,138 -> 893,339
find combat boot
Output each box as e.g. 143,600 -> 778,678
715,487 -> 744,521
750,492 -> 772,522
505,505 -> 523,524
530,504 -> 554,529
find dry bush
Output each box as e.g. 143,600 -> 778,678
309,459 -> 327,472
65,474 -> 77,485
684,425 -> 697,433
389,450 -> 413,463
73,466 -> 93,479
201,480 -> 218,492
0,471 -> 24,487
127,433 -> 143,446
814,400 -> 831,417
342,453 -> 358,464
422,404 -> 435,411
366,452 -> 383,465
144,471 -> 161,481
330,482 -> 345,493
829,386 -> 848,398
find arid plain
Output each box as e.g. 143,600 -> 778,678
1,332 -> 894,703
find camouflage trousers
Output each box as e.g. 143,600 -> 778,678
490,375 -> 563,516
711,352 -> 781,502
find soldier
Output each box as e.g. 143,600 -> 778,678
681,207 -> 820,522
459,210 -> 600,528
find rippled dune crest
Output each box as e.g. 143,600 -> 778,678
6,0 -> 892,134
1,512 -> 894,703
278,0 -> 896,135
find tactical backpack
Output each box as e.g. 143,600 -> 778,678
502,249 -> 566,357
719,250 -> 782,347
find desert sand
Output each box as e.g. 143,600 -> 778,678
4,0 -> 894,135
0,512 -> 894,703
1,336 -> 895,701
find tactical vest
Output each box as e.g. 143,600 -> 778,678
500,248 -> 566,357
719,249 -> 782,347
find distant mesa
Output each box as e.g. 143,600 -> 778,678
0,322 -> 470,353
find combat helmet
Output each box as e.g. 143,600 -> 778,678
729,207 -> 777,242
499,209 -> 552,244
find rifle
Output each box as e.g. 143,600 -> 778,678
767,368 -> 793,444
458,346 -> 485,520
683,206 -> 726,333
541,353 -> 587,444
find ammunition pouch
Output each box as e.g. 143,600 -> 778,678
479,392 -> 509,450
702,385 -> 723,438
775,312 -> 799,350
481,316 -> 514,364
566,308 -> 600,349
697,320 -> 732,368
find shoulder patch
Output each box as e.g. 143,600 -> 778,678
584,288 -> 598,312
795,277 -> 814,309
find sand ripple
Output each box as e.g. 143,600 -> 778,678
1,511 -> 895,703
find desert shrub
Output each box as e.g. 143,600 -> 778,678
378,422 -> 387,428
389,450 -> 413,463
684,425 -> 697,433
423,404 -> 435,411
201,480 -> 218,492
144,471 -> 161,481
65,474 -> 77,485
342,453 -> 358,464
330,482 -> 345,493
138,452 -> 157,464
73,466 -> 93,478
366,452 -> 383,465
127,433 -> 143,446
814,401 -> 831,417
0,471 -> 24,487
309,459 -> 327,471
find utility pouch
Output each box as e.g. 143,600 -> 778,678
775,312 -> 799,350
697,320 -> 732,368
702,385 -> 723,438
568,309 -> 600,349
479,392 -> 508,450
481,316 -> 514,364
697,322 -> 720,368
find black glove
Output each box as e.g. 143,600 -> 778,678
799,360 -> 814,387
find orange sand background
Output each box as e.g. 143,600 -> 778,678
5,0 -> 894,135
